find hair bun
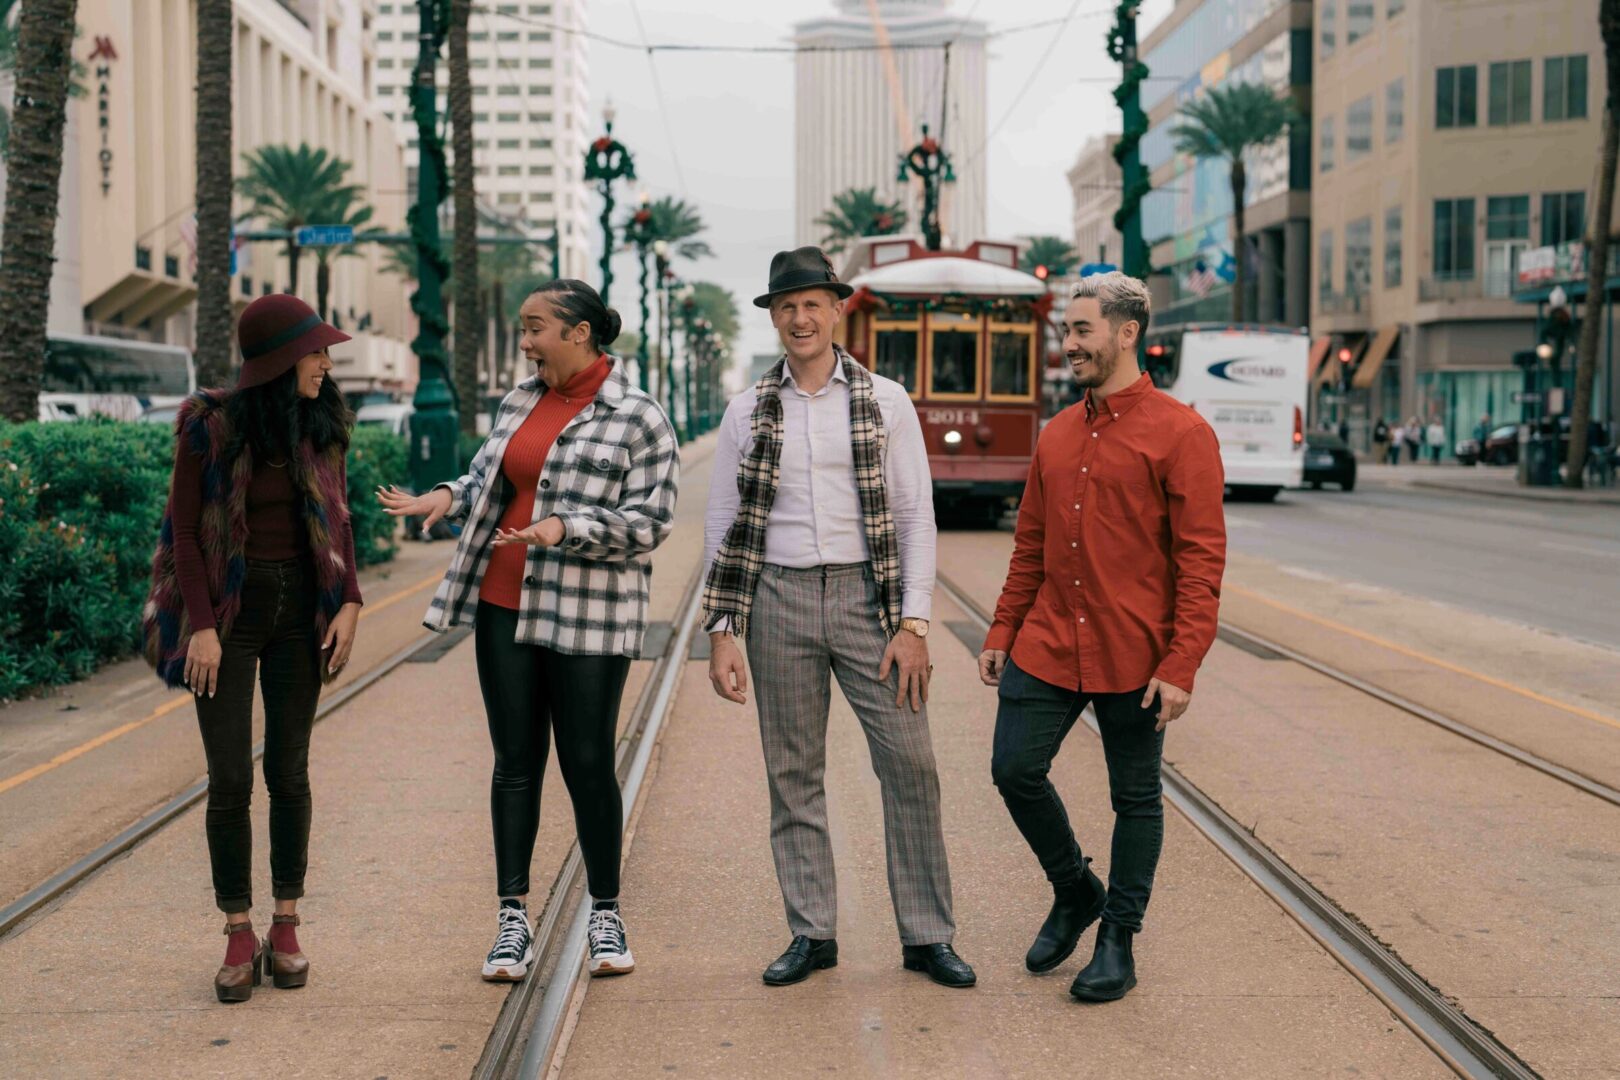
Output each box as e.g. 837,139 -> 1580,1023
599,308 -> 623,348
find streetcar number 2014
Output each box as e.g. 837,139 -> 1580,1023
924,409 -> 981,426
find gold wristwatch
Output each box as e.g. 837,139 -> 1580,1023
900,618 -> 930,638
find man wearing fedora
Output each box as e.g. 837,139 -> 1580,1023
701,247 -> 974,989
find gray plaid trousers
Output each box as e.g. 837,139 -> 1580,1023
747,563 -> 955,946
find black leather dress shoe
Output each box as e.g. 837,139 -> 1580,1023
1069,922 -> 1136,1001
1026,861 -> 1107,973
763,936 -> 837,986
901,943 -> 977,988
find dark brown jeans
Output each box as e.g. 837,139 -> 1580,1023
193,557 -> 322,913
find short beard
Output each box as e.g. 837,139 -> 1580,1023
1070,338 -> 1118,389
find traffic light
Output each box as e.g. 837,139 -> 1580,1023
1034,264 -> 1050,281
1337,347 -> 1353,364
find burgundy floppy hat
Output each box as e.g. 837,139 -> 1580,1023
235,294 -> 351,390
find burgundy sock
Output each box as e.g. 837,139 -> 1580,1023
224,925 -> 257,966
268,920 -> 301,955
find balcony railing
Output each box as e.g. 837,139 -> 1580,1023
1318,290 -> 1368,315
1418,275 -> 1481,302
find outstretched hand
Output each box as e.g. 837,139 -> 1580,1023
375,485 -> 452,531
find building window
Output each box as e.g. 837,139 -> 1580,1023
1386,78 -> 1404,143
497,3 -> 519,12
475,112 -> 490,122
498,165 -> 521,176
498,193 -> 521,205
528,138 -> 552,149
530,112 -> 552,122
474,139 -> 489,148
1433,197 -> 1476,281
380,85 -> 395,95
1388,0 -> 1404,15
1545,55 -> 1589,121
1436,66 -> 1477,128
1320,0 -> 1336,57
1318,230 -> 1335,304
529,58 -> 552,68
377,31 -> 393,41
1346,97 -> 1373,161
498,31 -> 519,41
165,254 -> 180,278
530,191 -> 554,202
497,85 -> 520,96
1542,191 -> 1587,246
1484,195 -> 1530,296
135,245 -> 152,270
379,3 -> 392,11
470,31 -> 488,42
529,31 -> 551,41
529,164 -> 554,175
1346,1 -> 1374,43
1318,115 -> 1335,173
498,112 -> 521,122
378,58 -> 394,69
497,138 -> 520,148
498,58 -> 520,69
1384,205 -> 1403,288
1346,217 -> 1373,297
529,85 -> 553,95
471,57 -> 489,69
529,3 -> 552,12
1487,60 -> 1532,126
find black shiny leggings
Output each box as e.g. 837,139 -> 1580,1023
474,601 -> 631,899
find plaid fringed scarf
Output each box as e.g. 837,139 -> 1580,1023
702,347 -> 903,640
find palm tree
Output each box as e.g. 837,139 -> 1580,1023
448,0 -> 478,433
0,1 -> 85,161
1020,236 -> 1080,280
815,187 -> 908,255
307,188 -> 376,322
1171,82 -> 1295,322
236,144 -> 366,298
0,0 -> 80,421
194,0 -> 235,389
1567,0 -> 1620,487
643,196 -> 713,261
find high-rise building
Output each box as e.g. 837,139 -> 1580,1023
1068,134 -> 1124,271
1138,0 -> 1314,330
793,0 -> 987,250
372,0 -> 592,279
1312,0 -> 1612,451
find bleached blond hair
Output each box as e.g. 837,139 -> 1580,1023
1071,271 -> 1151,336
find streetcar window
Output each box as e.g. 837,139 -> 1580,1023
874,328 -> 919,393
989,329 -> 1034,399
930,330 -> 979,396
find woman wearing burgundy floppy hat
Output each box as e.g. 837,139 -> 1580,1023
142,294 -> 364,1003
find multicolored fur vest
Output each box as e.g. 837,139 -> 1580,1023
141,390 -> 351,688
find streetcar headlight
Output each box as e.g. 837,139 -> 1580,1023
942,429 -> 964,452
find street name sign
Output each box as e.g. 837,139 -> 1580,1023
295,225 -> 355,247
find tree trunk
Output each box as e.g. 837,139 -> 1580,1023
315,257 -> 331,320
1567,0 -> 1620,488
286,240 -> 301,295
193,0 -> 235,390
0,0 -> 81,421
1230,157 -> 1247,324
448,0 -> 478,435
492,276 -> 507,394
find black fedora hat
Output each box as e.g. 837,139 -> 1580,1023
753,246 -> 856,309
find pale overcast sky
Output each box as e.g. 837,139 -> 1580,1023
584,0 -> 1173,369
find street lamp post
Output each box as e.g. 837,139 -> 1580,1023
625,194 -> 657,392
407,0 -> 460,502
1108,2 -> 1154,280
676,285 -> 695,441
584,102 -> 635,307
897,123 -> 956,252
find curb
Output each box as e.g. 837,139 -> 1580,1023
1407,479 -> 1620,507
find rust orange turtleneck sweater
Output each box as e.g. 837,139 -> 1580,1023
479,353 -> 613,610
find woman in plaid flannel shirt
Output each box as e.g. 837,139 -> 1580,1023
379,280 -> 679,982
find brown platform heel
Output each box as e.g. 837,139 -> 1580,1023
215,921 -> 261,1004
262,913 -> 310,989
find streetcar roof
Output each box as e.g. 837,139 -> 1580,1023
848,256 -> 1049,298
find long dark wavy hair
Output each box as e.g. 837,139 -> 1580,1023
223,363 -> 354,477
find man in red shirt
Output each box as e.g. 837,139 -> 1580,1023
978,271 -> 1226,1002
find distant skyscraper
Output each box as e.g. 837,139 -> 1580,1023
793,0 -> 987,249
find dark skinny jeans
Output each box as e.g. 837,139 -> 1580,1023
194,558 -> 323,914
474,601 -> 631,900
990,658 -> 1166,932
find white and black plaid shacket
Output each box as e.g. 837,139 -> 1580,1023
422,359 -> 680,657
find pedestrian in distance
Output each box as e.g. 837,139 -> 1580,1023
1406,415 -> 1425,464
703,246 -> 975,990
1427,417 -> 1446,464
1373,417 -> 1390,464
1388,421 -> 1404,466
141,294 -> 364,1003
980,272 -> 1227,1003
377,279 -> 679,983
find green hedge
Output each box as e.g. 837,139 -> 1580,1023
0,420 -> 407,702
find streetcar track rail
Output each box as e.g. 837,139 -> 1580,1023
936,572 -> 1541,1080
475,565 -> 704,1080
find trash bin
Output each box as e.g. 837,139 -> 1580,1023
1521,432 -> 1559,486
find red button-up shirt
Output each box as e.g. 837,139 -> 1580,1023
984,373 -> 1226,693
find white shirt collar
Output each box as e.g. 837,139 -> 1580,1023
780,356 -> 849,392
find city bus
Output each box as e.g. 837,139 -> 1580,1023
40,334 -> 195,422
1141,324 -> 1309,501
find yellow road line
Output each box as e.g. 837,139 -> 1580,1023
0,570 -> 444,797
1224,582 -> 1620,732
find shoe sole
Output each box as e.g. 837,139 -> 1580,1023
762,956 -> 837,986
483,947 -> 535,982
902,958 -> 977,988
1070,974 -> 1137,1002
589,951 -> 635,977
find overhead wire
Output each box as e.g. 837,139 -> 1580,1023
624,0 -> 689,197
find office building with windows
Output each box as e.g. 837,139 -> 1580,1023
372,0 -> 591,279
1068,134 -> 1123,272
1312,0 -> 1606,450
1138,0 -> 1314,330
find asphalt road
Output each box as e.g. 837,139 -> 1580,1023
1223,483 -> 1620,649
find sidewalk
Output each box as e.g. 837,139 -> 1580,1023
1358,461 -> 1620,506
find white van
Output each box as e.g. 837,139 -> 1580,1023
1143,324 -> 1308,501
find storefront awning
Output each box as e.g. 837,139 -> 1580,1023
1309,337 -> 1335,387
1351,325 -> 1400,389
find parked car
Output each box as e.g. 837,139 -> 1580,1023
355,401 -> 413,438
1302,432 -> 1356,491
1455,424 -> 1520,466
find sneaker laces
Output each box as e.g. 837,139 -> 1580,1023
587,908 -> 626,957
489,906 -> 531,962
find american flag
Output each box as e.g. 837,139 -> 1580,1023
1184,260 -> 1218,297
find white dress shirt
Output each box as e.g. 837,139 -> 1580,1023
703,360 -> 936,623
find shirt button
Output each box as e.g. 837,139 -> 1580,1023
1082,466 -> 1088,473
1079,617 -> 1086,624
540,479 -> 551,489
1071,542 -> 1078,548
1113,413 -> 1119,420
1092,432 -> 1099,438
1073,503 -> 1080,509
1073,580 -> 1080,586
524,575 -> 539,587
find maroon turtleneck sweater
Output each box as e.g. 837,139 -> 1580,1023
170,449 -> 363,632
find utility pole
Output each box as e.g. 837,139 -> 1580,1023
407,0 -> 460,498
585,103 -> 635,308
898,124 -> 956,252
1109,3 -> 1152,280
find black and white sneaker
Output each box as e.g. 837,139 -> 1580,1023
482,900 -> 534,982
586,905 -> 634,976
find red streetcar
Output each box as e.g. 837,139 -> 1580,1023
835,238 -> 1054,522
